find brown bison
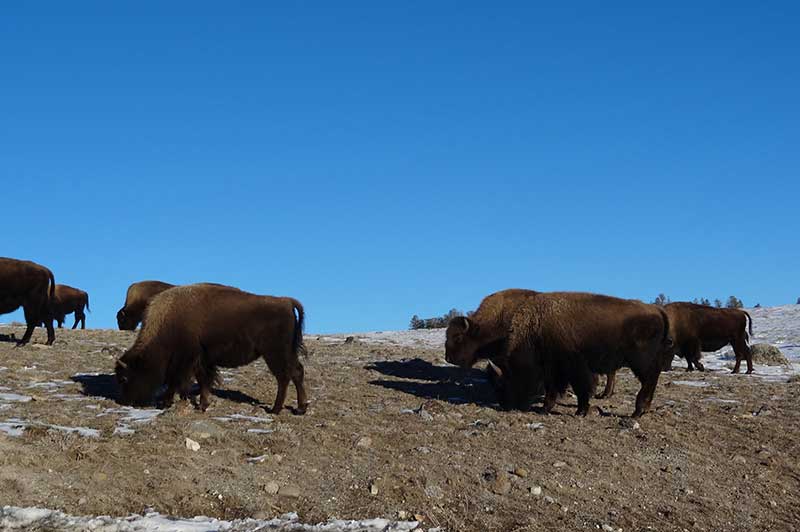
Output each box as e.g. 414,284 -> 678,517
50,284 -> 90,329
664,302 -> 754,374
116,280 -> 175,330
0,257 -> 56,346
446,290 -> 673,417
115,283 -> 308,414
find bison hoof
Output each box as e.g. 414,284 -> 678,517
294,404 -> 309,415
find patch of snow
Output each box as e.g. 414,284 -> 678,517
100,407 -> 162,424
702,397 -> 740,404
314,329 -> 446,350
0,506 -> 423,531
672,381 -> 711,388
213,414 -> 273,424
0,393 -> 33,403
0,418 -> 100,438
0,421 -> 25,437
246,428 -> 274,434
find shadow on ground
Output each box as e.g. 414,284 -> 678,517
366,357 -> 501,407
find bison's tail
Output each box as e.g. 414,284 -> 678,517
47,269 -> 56,300
657,307 -> 673,347
744,311 -> 753,340
85,293 -> 91,313
291,298 -> 306,357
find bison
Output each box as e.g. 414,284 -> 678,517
446,290 -> 673,417
664,302 -> 754,374
0,257 -> 56,346
50,284 -> 90,329
114,283 -> 308,415
116,280 -> 175,330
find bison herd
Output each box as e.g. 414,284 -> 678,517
1,256 -> 756,418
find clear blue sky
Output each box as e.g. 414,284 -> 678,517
2,2 -> 798,332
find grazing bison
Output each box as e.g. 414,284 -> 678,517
0,257 -> 56,346
116,280 -> 175,330
51,284 -> 90,329
664,302 -> 754,374
115,283 -> 308,415
446,291 -> 673,417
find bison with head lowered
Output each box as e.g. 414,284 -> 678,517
115,283 -> 308,414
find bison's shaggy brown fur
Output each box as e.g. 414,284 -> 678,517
664,302 -> 754,374
115,283 -> 308,415
51,284 -> 90,330
447,290 -> 673,417
116,280 -> 175,330
0,257 -> 56,346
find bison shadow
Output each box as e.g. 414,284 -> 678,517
71,373 -> 121,401
0,333 -> 18,343
70,374 -> 266,409
367,358 -> 501,408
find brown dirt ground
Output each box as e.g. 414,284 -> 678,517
1,326 -> 799,531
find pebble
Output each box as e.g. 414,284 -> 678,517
733,455 -> 747,464
544,495 -> 556,504
264,481 -> 279,495
369,483 -> 379,496
513,467 -> 529,478
530,486 -> 542,497
397,511 -> 408,519
185,438 -> 200,452
355,436 -> 372,448
490,473 -> 511,495
78,497 -> 87,506
424,484 -> 444,500
553,461 -> 567,468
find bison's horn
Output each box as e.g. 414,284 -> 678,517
487,360 -> 503,378
116,359 -> 128,369
462,317 -> 469,332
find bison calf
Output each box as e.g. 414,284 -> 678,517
51,284 -> 90,329
116,280 -> 176,330
665,302 -> 754,374
115,283 -> 308,414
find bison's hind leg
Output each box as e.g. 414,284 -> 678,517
731,336 -> 753,374
194,360 -> 218,412
292,361 -> 309,415
595,371 -> 616,399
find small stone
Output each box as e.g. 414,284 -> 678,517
92,472 -> 108,482
78,497 -> 87,505
530,486 -> 542,497
397,511 -> 408,520
424,484 -> 444,500
369,483 -> 379,495
544,495 -> 556,504
553,461 -> 567,468
561,506 -> 568,513
770,500 -> 778,508
602,525 -> 615,532
264,481 -> 279,495
733,455 -> 746,464
490,473 -> 511,495
419,409 -> 434,422
513,467 -> 529,478
279,484 -> 301,498
185,438 -> 200,452
355,436 -> 372,448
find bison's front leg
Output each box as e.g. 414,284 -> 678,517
570,366 -> 594,416
595,371 -> 616,399
632,374 -> 660,418
269,377 -> 290,414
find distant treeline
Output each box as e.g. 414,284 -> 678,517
652,294 -> 745,309
409,309 -> 474,330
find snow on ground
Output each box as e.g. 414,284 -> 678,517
0,507 -> 425,532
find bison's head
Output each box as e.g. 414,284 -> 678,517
445,316 -> 485,368
116,308 -> 137,331
115,353 -> 161,406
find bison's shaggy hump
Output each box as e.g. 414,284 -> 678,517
116,283 -> 308,415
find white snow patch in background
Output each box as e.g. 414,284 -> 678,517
26,380 -> 74,390
99,406 -> 162,436
0,507 -> 423,532
315,329 -> 446,350
0,421 -> 25,437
